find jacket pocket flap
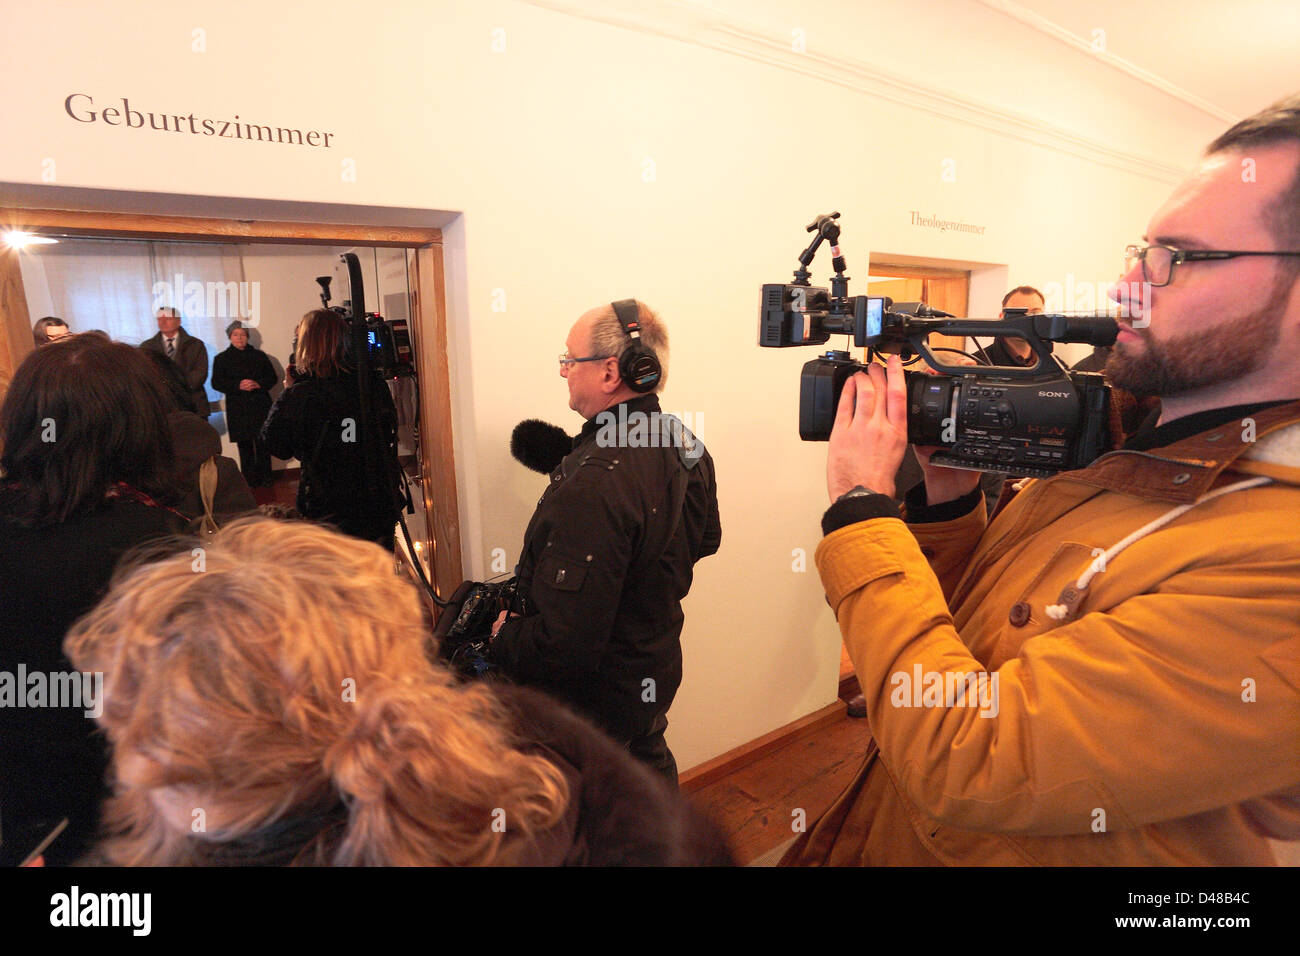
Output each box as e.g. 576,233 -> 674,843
537,553 -> 591,593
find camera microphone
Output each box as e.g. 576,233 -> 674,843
1035,314 -> 1120,347
511,419 -> 573,473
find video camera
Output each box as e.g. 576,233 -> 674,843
759,212 -> 1117,477
314,272 -> 415,379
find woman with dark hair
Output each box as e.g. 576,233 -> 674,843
211,321 -> 277,487
32,316 -> 71,346
0,335 -> 187,865
262,310 -> 402,549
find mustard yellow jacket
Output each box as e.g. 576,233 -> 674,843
791,400 -> 1300,865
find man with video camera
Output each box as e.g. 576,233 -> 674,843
489,300 -> 721,784
785,95 -> 1300,865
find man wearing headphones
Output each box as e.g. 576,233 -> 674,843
489,300 -> 721,784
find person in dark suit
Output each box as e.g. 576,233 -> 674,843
211,321 -> 277,487
140,307 -> 209,416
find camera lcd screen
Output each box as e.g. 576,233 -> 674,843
866,297 -> 884,339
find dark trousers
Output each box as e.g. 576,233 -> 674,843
628,713 -> 678,788
235,436 -> 274,487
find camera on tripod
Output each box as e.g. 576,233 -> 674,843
759,212 -> 1118,476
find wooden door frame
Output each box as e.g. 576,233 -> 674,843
0,207 -> 463,603
864,260 -> 971,358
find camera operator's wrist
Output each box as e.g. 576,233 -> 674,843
822,487 -> 900,535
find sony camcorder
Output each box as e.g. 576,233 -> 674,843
759,212 -> 1118,477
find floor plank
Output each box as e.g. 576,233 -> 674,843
688,707 -> 872,865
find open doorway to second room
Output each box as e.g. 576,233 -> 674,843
1,202 -> 462,607
17,237 -> 414,478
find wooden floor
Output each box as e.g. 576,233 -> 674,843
685,681 -> 871,866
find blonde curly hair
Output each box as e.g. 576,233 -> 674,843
64,517 -> 570,865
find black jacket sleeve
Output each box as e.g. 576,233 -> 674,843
490,465 -> 646,682
261,386 -> 304,461
692,453 -> 721,561
210,351 -> 236,395
255,351 -> 278,391
181,336 -> 209,392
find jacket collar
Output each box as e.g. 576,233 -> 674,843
576,393 -> 661,444
1064,399 -> 1300,502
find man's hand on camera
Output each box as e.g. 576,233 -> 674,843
827,356 -> 908,501
491,609 -> 517,639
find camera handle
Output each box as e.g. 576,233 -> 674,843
894,314 -> 1117,379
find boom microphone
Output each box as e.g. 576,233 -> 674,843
511,419 -> 572,473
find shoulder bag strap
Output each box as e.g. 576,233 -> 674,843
198,456 -> 220,535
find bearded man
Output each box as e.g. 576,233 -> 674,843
785,94 -> 1300,866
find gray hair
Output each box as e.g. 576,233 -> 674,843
587,300 -> 669,393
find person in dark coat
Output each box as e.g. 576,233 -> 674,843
0,335 -> 187,866
141,336 -> 256,524
262,310 -> 402,549
968,286 -> 1053,368
141,347 -> 200,415
489,300 -> 721,785
140,307 -> 210,416
66,518 -> 735,866
211,321 -> 277,487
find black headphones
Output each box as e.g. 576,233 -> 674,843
610,298 -> 661,393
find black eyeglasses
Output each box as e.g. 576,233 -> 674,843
558,351 -> 612,370
1125,243 -> 1300,287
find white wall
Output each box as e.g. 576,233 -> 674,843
1,0 -> 1280,770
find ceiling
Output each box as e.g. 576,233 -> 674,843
997,0 -> 1299,119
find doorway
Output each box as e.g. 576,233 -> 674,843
866,259 -> 970,357
1,206 -> 462,607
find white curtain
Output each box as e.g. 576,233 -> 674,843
25,238 -> 247,403
28,238 -> 155,342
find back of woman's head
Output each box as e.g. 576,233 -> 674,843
295,309 -> 350,378
0,334 -> 174,525
64,517 -> 570,866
